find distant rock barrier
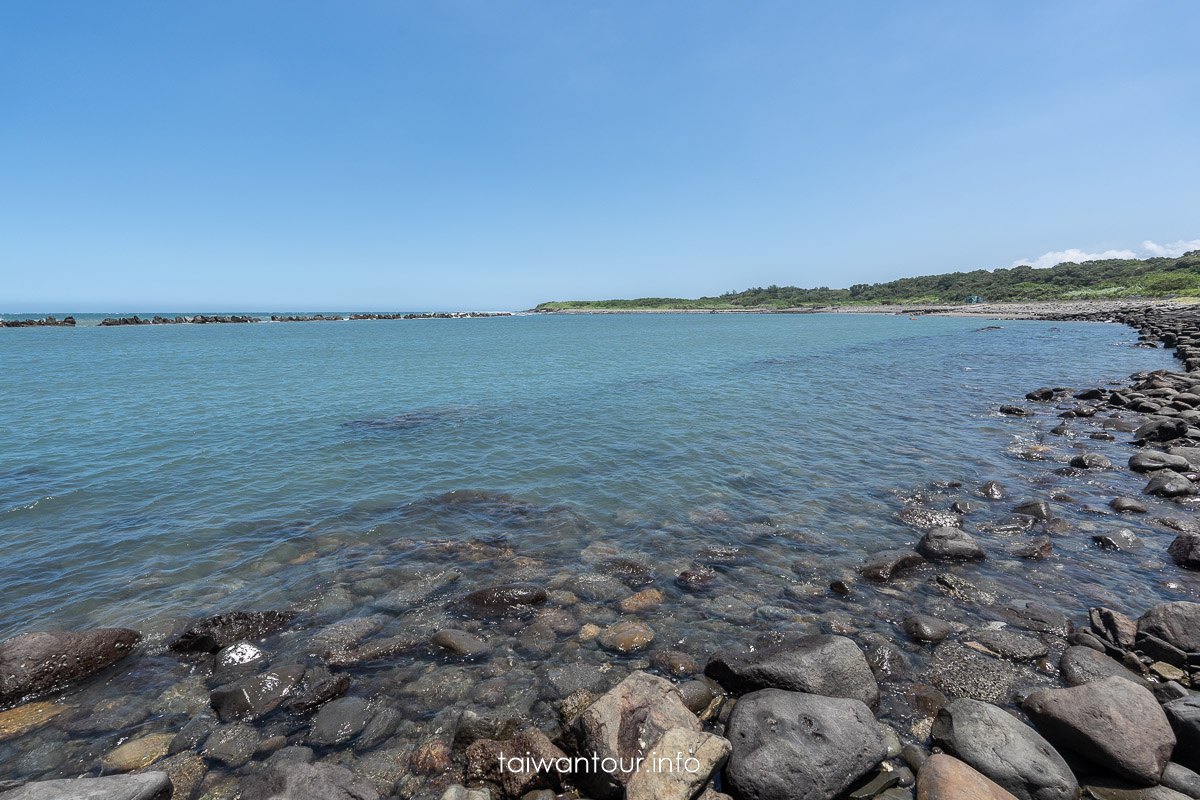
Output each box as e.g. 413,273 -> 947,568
99,315 -> 260,326
1,316 -> 75,327
270,314 -> 343,322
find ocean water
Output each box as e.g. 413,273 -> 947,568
1,312 -> 1198,787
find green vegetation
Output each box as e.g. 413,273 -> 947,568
536,251 -> 1200,310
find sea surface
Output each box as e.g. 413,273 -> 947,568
2,312 -> 1198,787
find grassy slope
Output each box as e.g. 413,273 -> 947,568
536,251 -> 1200,310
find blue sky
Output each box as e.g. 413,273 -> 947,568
2,2 -> 1198,311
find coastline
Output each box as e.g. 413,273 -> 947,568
1,308 -> 1199,799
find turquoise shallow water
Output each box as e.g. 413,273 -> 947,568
0,313 -> 1185,638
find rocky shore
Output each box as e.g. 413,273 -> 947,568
2,306 -> 1200,800
99,315 -> 261,326
0,316 -> 75,328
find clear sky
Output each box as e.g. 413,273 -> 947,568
2,1 -> 1198,312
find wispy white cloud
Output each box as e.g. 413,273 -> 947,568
1143,239 -> 1200,258
1012,248 -> 1137,270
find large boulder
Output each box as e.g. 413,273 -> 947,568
1144,471 -> 1198,498
568,671 -> 700,800
170,611 -> 294,653
625,727 -> 731,800
931,698 -> 1079,800
917,528 -> 987,561
0,629 -> 141,705
724,688 -> 885,800
0,773 -> 171,800
238,760 -> 381,799
917,754 -> 1022,800
1163,695 -> 1200,772
1138,602 -> 1200,653
1168,533 -> 1200,569
705,634 -> 879,708
1059,647 -> 1150,689
1021,677 -> 1175,785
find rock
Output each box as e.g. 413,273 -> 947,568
598,620 -> 655,653
570,573 -> 632,602
289,671 -> 351,712
1021,677 -> 1176,785
0,628 -> 141,704
917,754 -> 1022,800
618,588 -> 663,613
0,701 -> 69,742
374,569 -> 462,611
171,611 -> 294,653
457,584 -> 548,617
861,548 -> 927,581
308,696 -> 373,747
431,629 -> 490,658
0,773 -> 172,800
677,679 -> 713,713
964,629 -> 1048,661
1027,388 -> 1057,401
545,661 -> 609,697
1138,602 -> 1200,653
626,727 -> 731,800
1089,608 -> 1137,649
981,482 -> 1007,499
904,616 -> 952,643
676,567 -> 717,591
650,650 -> 702,679
1168,534 -> 1200,569
1010,537 -> 1054,560
724,688 -> 886,800
101,732 -> 175,772
1071,454 -> 1113,470
438,787 -> 490,800
1093,530 -> 1144,551
1060,647 -> 1149,688
1145,472 -> 1198,497
1110,498 -> 1149,513
1160,763 -> 1200,800
169,710 -> 218,755
898,508 -> 964,530
931,699 -> 1079,800
238,760 -> 381,799
991,601 -> 1073,636
202,722 -> 261,767
211,665 -> 305,722
465,727 -> 568,797
1000,405 -> 1034,416
1163,695 -> 1200,771
917,528 -> 986,561
1134,419 -> 1189,442
214,641 -> 267,672
569,671 -> 700,800
925,644 -> 1019,704
705,634 -> 879,708
600,557 -> 658,588
1013,501 -> 1054,521
1129,452 -> 1191,473
151,751 -> 206,800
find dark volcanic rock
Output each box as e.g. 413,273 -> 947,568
210,665 -> 305,722
705,634 -> 879,707
1059,646 -> 1149,688
1013,500 -> 1054,521
0,773 -> 171,800
1093,529 -> 1144,551
1144,471 -> 1197,498
238,760 -> 381,800
981,481 -> 1007,499
307,697 -> 373,747
457,583 -> 547,617
171,611 -> 295,653
904,615 -> 952,643
861,549 -> 927,581
931,698 -> 1078,800
1137,602 -> 1200,653
1134,419 -> 1189,443
1021,677 -> 1176,785
1129,452 -> 1191,473
725,688 -> 886,800
1168,533 -> 1200,569
917,528 -> 986,561
0,628 -> 141,705
1010,537 -> 1054,560
1070,453 -> 1113,470
1000,405 -> 1034,416
1110,497 -> 1148,514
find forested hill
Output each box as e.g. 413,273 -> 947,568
535,251 -> 1200,310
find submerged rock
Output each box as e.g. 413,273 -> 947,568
705,634 -> 879,707
904,615 -> 952,643
917,528 -> 986,561
0,773 -> 171,800
456,584 -> 548,617
0,628 -> 141,705
1168,533 -> 1200,569
861,549 -> 927,581
238,760 -> 381,800
210,664 -> 305,722
170,611 -> 294,653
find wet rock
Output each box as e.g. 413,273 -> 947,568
917,528 -> 986,562
570,573 -> 632,602
1129,452 -> 1191,473
437,788 -> 490,800
101,732 -> 175,772
569,671 -> 700,800
898,508 -> 964,530
981,482 -> 1007,499
150,751 -> 206,800
1089,608 -> 1137,649
904,615 -> 952,643
545,662 -> 609,697
169,710 -> 218,755
1110,497 -> 1149,514
0,701 -> 69,742
1163,695 -> 1200,771
1013,501 -> 1054,521
925,644 -> 1019,704
598,620 -> 655,653
725,688 -> 886,800
676,566 -> 717,591
202,722 -> 261,767
600,557 -> 658,588
618,588 -> 663,613
1027,388 -> 1057,401
214,641 -> 267,672
1134,419 -> 1189,443
238,760 -> 381,799
457,584 -> 548,617
431,629 -> 490,658
1010,537 -> 1054,560
1071,454 -> 1113,470
991,601 -> 1073,636
1094,530 -> 1144,551
705,634 -> 879,707
964,629 -> 1048,661
326,634 -> 421,666
289,671 -> 351,712
1144,472 -> 1197,498
465,727 -> 568,797
651,650 -> 702,679
171,611 -> 293,653
917,754 -> 1022,800
0,773 -> 172,800
211,664 -> 305,722
931,698 -> 1078,800
308,697 -> 373,747
1160,763 -> 1200,799
1022,677 -> 1176,785
374,569 -> 462,612
1060,646 -> 1150,688
677,679 -> 714,713
1000,405 -> 1034,416
1138,602 -> 1200,653
626,727 -> 731,800
0,628 -> 141,704
1168,534 -> 1200,569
